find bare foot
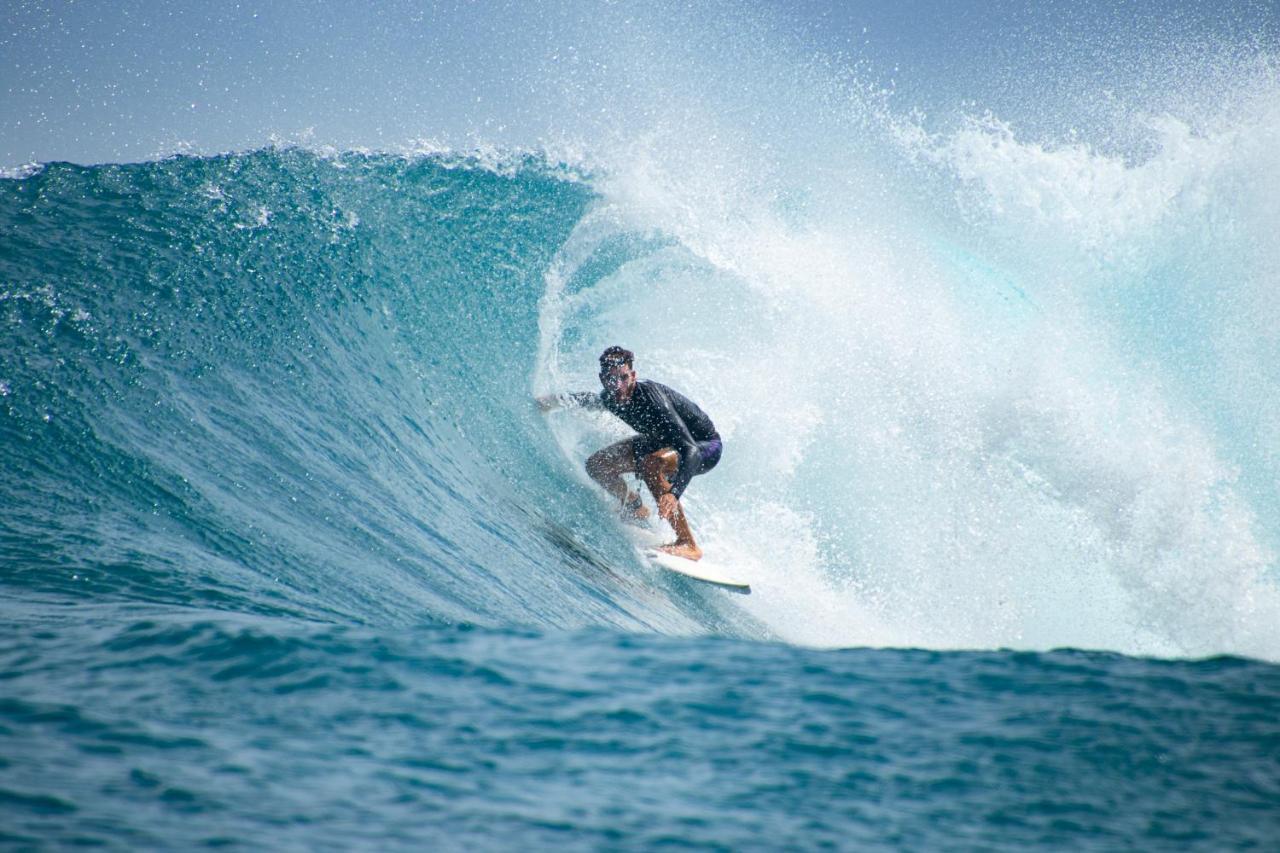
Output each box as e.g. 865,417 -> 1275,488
659,542 -> 702,562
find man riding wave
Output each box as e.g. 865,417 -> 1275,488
538,346 -> 722,561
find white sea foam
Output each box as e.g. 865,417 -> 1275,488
535,31 -> 1280,660
0,162 -> 44,180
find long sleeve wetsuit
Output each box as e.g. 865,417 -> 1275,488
564,380 -> 721,498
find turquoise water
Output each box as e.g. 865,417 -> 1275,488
4,612 -> 1278,849
4,23 -> 1280,842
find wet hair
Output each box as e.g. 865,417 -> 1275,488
599,346 -> 634,372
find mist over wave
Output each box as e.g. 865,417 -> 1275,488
532,14 -> 1280,659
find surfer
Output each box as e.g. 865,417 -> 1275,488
538,346 -> 722,561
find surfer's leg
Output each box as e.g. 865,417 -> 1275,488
659,505 -> 701,561
586,438 -> 649,518
638,448 -> 678,503
639,449 -> 702,561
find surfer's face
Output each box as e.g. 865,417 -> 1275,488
600,364 -> 635,398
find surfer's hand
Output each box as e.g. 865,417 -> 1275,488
657,493 -> 678,521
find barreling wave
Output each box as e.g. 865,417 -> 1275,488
0,148 -> 763,638
5,74 -> 1280,659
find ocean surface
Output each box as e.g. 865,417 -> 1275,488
4,6 -> 1280,848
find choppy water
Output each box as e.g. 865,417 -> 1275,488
5,3 -> 1280,847
4,608 -> 1278,850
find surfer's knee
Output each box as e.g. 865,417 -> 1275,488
584,451 -> 606,482
640,449 -> 677,481
585,445 -> 623,483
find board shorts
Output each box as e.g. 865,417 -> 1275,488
630,434 -> 723,497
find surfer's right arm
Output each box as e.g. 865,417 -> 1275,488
536,391 -> 604,412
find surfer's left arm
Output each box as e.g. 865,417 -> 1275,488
536,391 -> 603,412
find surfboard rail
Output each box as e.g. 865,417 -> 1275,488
644,549 -> 751,594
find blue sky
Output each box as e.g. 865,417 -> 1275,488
3,0 -> 1276,166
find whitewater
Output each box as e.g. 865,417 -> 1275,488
535,66 -> 1280,660
3,1 -> 1280,848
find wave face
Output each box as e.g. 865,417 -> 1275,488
4,76 -> 1280,658
3,0 -> 1278,661
0,150 -> 758,637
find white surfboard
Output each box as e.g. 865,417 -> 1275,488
644,549 -> 751,594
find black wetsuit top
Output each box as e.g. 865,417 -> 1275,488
569,380 -> 720,498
